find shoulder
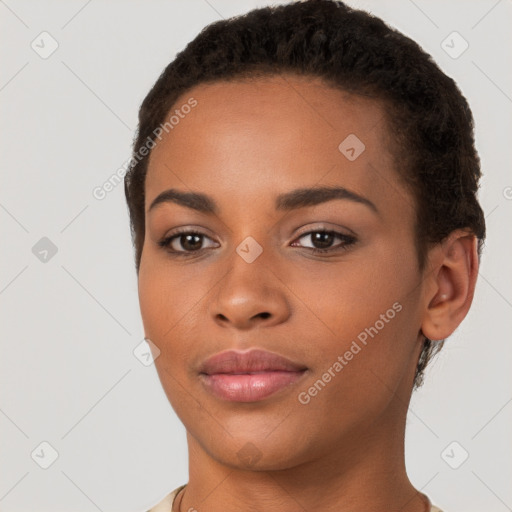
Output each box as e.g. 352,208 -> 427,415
146,484 -> 187,512
431,505 -> 444,512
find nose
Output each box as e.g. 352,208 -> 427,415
209,252 -> 290,330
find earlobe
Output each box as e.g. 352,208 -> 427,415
421,231 -> 479,342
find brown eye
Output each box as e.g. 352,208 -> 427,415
158,230 -> 218,255
292,230 -> 356,254
174,233 -> 203,252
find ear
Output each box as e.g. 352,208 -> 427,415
421,230 -> 479,342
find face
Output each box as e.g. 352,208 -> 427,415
138,74 -> 427,470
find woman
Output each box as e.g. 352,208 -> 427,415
124,1 -> 485,510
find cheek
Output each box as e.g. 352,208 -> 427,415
138,259 -> 167,341
137,258 -> 201,409
137,254 -> 217,375
138,254 -> 199,338
289,247 -> 415,340
290,245 -> 421,408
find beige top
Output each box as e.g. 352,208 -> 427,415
147,484 -> 444,512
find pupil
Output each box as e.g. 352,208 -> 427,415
182,234 -> 202,251
313,232 -> 333,249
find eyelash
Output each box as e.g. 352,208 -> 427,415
157,227 -> 357,258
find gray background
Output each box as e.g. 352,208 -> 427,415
0,1 -> 510,511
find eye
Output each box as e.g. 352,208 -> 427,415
158,229 -> 218,256
291,229 -> 356,254
158,228 -> 357,258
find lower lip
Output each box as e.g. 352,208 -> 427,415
200,370 -> 307,402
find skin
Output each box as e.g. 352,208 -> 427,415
138,74 -> 479,512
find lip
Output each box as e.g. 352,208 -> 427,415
199,349 -> 308,402
199,348 -> 307,374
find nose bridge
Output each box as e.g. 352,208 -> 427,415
209,235 -> 289,328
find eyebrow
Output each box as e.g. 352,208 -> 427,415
148,186 -> 378,215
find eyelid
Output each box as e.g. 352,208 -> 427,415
161,225 -> 217,241
293,222 -> 357,238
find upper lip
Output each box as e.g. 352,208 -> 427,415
199,349 -> 308,375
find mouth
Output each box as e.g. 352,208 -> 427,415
199,369 -> 308,402
198,348 -> 308,402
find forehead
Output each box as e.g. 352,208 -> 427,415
145,74 -> 405,216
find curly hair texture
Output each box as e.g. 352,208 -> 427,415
124,0 -> 486,389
